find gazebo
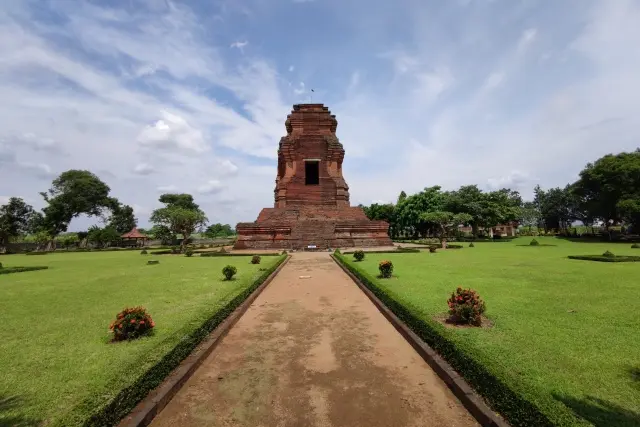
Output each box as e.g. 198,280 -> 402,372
121,228 -> 149,247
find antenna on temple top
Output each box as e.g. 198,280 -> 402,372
310,88 -> 315,103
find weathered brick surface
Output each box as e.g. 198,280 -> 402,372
235,104 -> 392,250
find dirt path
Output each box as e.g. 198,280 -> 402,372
150,252 -> 478,427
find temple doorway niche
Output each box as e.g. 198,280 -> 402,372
305,160 -> 320,185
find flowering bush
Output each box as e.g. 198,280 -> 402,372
529,239 -> 540,246
222,265 -> 237,280
378,260 -> 393,278
251,255 -> 261,264
447,287 -> 486,326
110,306 -> 155,341
353,250 -> 365,262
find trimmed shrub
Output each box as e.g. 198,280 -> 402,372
109,306 -> 155,342
447,244 -> 463,249
282,250 -> 288,255
222,265 -> 237,280
171,246 -> 181,254
447,287 -> 486,326
568,254 -> 640,263
603,250 -> 615,257
251,255 -> 261,264
219,247 -> 228,254
529,239 -> 540,246
0,262 -> 2,269
201,252 -> 279,257
140,249 -> 148,255
150,250 -> 172,255
429,246 -> 437,253
353,250 -> 365,261
334,249 -> 341,255
0,266 -> 48,275
26,251 -> 48,255
185,249 -> 194,257
378,260 -> 393,278
632,243 -> 640,249
147,260 -> 160,265
469,242 -> 475,248
397,247 -> 420,253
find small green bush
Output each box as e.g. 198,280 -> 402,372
603,250 -> 615,257
334,249 -> 341,255
222,265 -> 237,280
150,250 -> 172,255
0,262 -> 2,269
185,249 -> 194,257
469,242 -> 475,248
251,255 -> 261,264
429,246 -> 437,253
109,306 -> 155,342
171,246 -> 181,254
353,250 -> 365,261
281,250 -> 288,255
0,266 -> 49,275
378,260 -> 393,278
140,249 -> 148,255
447,287 -> 486,326
147,260 -> 160,265
25,251 -> 48,256
530,239 -> 540,246
632,243 -> 640,249
447,244 -> 463,249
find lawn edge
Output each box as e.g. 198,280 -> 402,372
82,254 -> 290,427
332,253 -> 556,427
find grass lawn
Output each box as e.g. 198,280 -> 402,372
0,251 -> 281,426
341,237 -> 640,427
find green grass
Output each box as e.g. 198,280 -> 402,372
0,251 -> 281,426
340,237 -> 640,427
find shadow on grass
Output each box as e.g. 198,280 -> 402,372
554,394 -> 640,427
0,395 -> 40,427
630,366 -> 640,384
554,236 -> 640,244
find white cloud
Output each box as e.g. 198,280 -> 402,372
217,159 -> 238,176
288,65 -> 294,72
197,180 -> 224,195
157,185 -> 178,192
230,41 -> 248,50
0,196 -> 11,205
137,111 -> 208,153
133,163 -> 155,175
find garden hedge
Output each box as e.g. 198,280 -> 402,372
332,253 -> 554,427
67,254 -> 288,427
199,252 -> 281,257
567,255 -> 640,263
0,266 -> 49,275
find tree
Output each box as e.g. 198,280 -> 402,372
149,225 -> 174,245
58,233 -> 79,250
572,150 -> 640,233
109,204 -> 137,234
478,189 -> 522,235
395,186 -> 446,238
39,170 -> 116,247
421,211 -> 473,248
519,201 -> 541,233
87,225 -> 120,248
534,186 -> 571,233
150,194 -> 207,252
0,198 -> 36,252
361,203 -> 397,237
444,185 -> 484,237
204,223 -> 235,239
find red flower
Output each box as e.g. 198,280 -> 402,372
130,319 -> 136,324
139,320 -> 145,325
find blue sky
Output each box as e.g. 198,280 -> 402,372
1,0 -> 639,230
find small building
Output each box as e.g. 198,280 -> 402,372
459,222 -> 518,237
121,228 -> 149,247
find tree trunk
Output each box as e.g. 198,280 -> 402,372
180,232 -> 190,253
471,223 -> 479,238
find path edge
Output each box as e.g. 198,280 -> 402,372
331,254 -> 508,427
116,255 -> 291,427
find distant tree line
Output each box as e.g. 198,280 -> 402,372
0,170 -> 235,253
360,149 -> 640,242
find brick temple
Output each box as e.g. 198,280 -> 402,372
234,104 -> 393,250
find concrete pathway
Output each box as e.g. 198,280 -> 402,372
151,252 -> 478,427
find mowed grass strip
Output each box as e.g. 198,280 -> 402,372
0,251 -> 280,426
343,237 -> 640,427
